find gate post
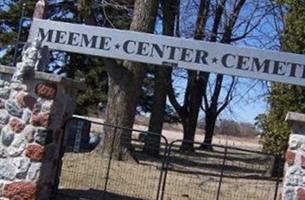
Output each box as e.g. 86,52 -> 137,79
283,112 -> 305,199
0,65 -> 83,199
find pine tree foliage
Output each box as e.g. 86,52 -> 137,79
0,0 -> 169,119
0,0 -> 109,114
256,1 -> 305,156
0,0 -> 35,65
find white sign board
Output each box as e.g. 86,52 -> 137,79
29,19 -> 305,86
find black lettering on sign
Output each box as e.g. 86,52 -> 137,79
37,28 -> 54,42
236,55 -> 250,71
136,41 -> 150,56
166,45 -> 180,60
150,44 -> 164,58
55,30 -> 67,44
272,61 -> 286,76
194,50 -> 208,65
99,36 -> 112,50
222,54 -> 236,68
287,62 -> 300,77
251,58 -> 270,73
180,48 -> 193,63
80,34 -> 98,49
123,40 -> 136,54
68,32 -> 80,46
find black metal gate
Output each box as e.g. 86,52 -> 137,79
54,117 -> 281,200
161,140 -> 281,200
55,117 -> 168,200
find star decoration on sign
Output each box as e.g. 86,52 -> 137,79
115,44 -> 120,49
212,57 -> 218,64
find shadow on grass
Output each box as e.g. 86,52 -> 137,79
55,189 -> 144,200
132,150 -> 273,178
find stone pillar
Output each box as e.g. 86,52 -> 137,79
283,112 -> 305,200
32,0 -> 47,19
0,65 -> 83,200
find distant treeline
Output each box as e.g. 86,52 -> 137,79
198,119 -> 259,138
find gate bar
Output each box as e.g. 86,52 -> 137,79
216,146 -> 228,200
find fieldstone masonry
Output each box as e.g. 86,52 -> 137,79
0,65 -> 83,200
283,112 -> 305,200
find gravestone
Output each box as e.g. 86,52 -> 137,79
283,112 -> 305,200
0,41 -> 83,199
64,118 -> 91,152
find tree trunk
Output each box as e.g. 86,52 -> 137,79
144,0 -> 179,156
78,0 -> 159,159
181,117 -> 196,150
201,110 -> 217,150
180,72 -> 207,150
167,0 -> 210,151
103,66 -> 146,159
144,68 -> 169,156
200,0 -> 246,148
101,0 -> 159,160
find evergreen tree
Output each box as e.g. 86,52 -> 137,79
0,1 -> 109,114
256,0 -> 305,156
256,84 -> 305,156
0,0 -> 35,65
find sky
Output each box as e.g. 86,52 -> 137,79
0,50 -> 6,58
231,98 -> 267,123
220,78 -> 268,123
173,74 -> 269,124
1,0 -> 284,125
170,0 -> 283,124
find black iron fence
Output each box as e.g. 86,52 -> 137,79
54,117 -> 281,200
161,141 -> 281,200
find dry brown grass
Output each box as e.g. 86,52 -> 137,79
57,147 -> 282,200
60,116 -> 279,199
